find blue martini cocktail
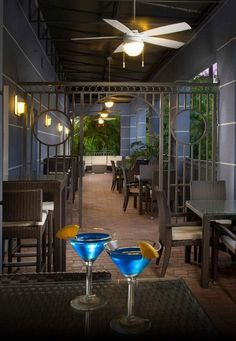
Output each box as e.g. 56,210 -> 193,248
106,241 -> 161,334
70,229 -> 112,311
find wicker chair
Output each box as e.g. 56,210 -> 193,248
190,180 -> 231,225
156,190 -> 203,277
111,160 -> 122,191
121,167 -> 139,212
212,222 -> 236,281
2,189 -> 49,273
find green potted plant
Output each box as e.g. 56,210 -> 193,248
127,138 -> 159,169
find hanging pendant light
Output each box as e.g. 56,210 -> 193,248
104,56 -> 114,108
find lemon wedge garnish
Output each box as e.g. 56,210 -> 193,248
138,241 -> 159,260
56,225 -> 79,240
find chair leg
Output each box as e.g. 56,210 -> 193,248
133,195 -> 137,208
36,235 -> 42,272
185,245 -> 191,263
156,243 -> 163,266
8,239 -> 13,274
160,244 -> 171,277
42,230 -> 47,272
123,195 -> 129,212
47,211 -> 53,272
211,228 -> 219,282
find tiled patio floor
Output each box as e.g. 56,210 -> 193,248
67,172 -> 236,336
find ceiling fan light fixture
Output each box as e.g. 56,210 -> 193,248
98,117 -> 104,125
104,100 -> 114,108
100,112 -> 108,118
123,40 -> 144,57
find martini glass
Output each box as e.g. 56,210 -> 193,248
69,227 -> 112,311
105,240 -> 161,334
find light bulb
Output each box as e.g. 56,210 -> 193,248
44,114 -> 52,127
104,100 -> 114,108
58,123 -> 63,132
123,41 -> 144,57
98,117 -> 104,125
100,112 -> 108,118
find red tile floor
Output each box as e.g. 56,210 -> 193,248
67,172 -> 236,336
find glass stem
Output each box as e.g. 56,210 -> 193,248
127,277 -> 135,320
85,260 -> 93,296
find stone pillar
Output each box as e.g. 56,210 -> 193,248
217,40 -> 236,199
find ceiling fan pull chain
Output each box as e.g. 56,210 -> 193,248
142,47 -> 144,67
123,51 -> 126,68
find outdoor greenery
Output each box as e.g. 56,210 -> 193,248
127,138 -> 159,169
71,74 -> 216,162
71,116 -> 120,155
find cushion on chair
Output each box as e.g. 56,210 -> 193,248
221,235 -> 236,254
42,201 -> 54,212
172,226 -> 203,241
3,212 -> 48,227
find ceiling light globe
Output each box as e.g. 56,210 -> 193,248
104,100 -> 114,108
100,112 -> 108,118
123,41 -> 144,57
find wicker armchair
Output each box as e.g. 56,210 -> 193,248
212,223 -> 236,281
2,189 -> 49,273
156,190 -> 203,277
121,167 -> 139,212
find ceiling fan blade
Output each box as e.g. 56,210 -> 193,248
141,22 -> 191,37
71,36 -> 120,41
113,43 -> 124,53
103,19 -> 133,35
143,36 -> 184,49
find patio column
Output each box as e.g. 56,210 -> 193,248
120,112 -> 131,157
217,40 -> 236,199
136,107 -> 146,144
130,115 -> 136,149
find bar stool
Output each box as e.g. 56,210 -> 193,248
2,189 -> 49,273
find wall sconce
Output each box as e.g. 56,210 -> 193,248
44,114 -> 52,127
14,95 -> 25,116
64,127 -> 69,135
57,123 -> 63,132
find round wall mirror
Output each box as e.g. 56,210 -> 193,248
33,109 -> 72,146
171,109 -> 206,145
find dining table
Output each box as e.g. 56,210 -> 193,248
0,272 -> 218,338
3,174 -> 68,272
185,199 -> 236,288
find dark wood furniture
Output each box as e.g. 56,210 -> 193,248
2,189 -> 48,272
186,199 -> 236,288
3,174 -> 68,272
156,190 -> 202,277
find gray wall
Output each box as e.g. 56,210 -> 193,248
151,0 -> 236,198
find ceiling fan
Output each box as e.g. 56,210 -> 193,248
71,0 -> 191,63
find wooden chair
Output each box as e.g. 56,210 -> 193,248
2,189 -> 49,273
122,167 -> 139,212
111,160 -> 121,191
156,190 -> 202,277
190,180 -> 232,262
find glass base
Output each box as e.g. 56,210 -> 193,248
70,294 -> 107,311
110,315 -> 151,334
